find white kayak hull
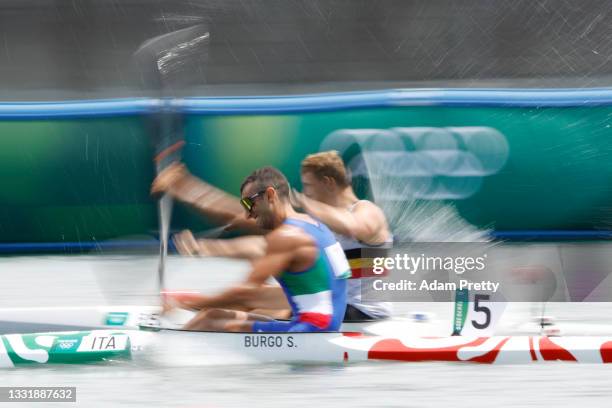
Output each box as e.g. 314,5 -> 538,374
129,330 -> 612,365
3,328 -> 612,368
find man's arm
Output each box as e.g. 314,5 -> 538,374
174,230 -> 267,259
297,194 -> 389,245
245,226 -> 318,283
176,251 -> 292,310
174,226 -> 316,309
151,162 -> 262,233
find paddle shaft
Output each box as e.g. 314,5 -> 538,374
132,25 -> 209,294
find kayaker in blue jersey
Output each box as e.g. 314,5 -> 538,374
162,166 -> 350,332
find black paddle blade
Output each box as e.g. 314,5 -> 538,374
133,24 -> 210,94
133,24 -> 210,168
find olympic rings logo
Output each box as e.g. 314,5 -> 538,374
320,127 -> 509,200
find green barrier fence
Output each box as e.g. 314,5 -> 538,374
1,90 -> 611,245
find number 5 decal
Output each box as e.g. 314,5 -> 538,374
471,294 -> 491,329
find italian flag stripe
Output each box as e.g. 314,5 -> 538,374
292,290 -> 333,315
298,312 -> 332,329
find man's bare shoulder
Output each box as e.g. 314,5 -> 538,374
352,200 -> 386,219
265,224 -> 316,253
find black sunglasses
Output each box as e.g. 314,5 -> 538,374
240,189 -> 268,213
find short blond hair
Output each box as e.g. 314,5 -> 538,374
301,150 -> 350,188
